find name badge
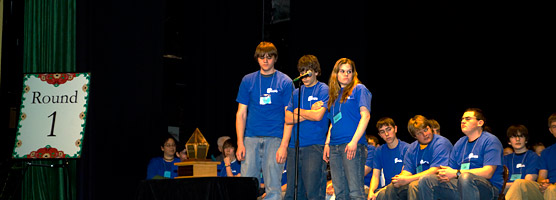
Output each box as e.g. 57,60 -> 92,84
164,171 -> 171,178
260,94 -> 272,105
510,174 -> 522,181
461,162 -> 470,170
333,112 -> 342,124
416,165 -> 423,173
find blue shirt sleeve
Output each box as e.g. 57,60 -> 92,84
430,137 -> 453,168
366,145 -> 376,167
357,84 -> 372,112
236,75 -> 252,106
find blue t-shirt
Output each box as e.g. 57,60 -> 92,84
236,70 -> 294,138
146,157 -> 180,179
540,143 -> 556,183
364,144 -> 376,187
373,139 -> 409,187
403,134 -> 453,175
503,150 -> 540,182
217,159 -> 241,177
286,81 -> 330,147
449,131 -> 504,191
327,84 -> 372,145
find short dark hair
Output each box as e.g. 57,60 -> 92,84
376,117 -> 396,130
506,124 -> 529,142
297,55 -> 321,77
253,41 -> 278,60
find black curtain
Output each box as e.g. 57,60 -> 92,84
76,1 -> 165,199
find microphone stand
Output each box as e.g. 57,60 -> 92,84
293,80 -> 302,200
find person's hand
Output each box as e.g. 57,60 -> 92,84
437,165 -> 456,183
391,175 -> 410,188
224,156 -> 231,166
276,146 -> 287,164
236,144 -> 246,161
539,179 -> 550,193
345,141 -> 357,160
311,101 -> 324,110
323,145 -> 330,163
326,181 -> 334,195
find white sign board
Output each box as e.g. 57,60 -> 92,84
12,73 -> 91,159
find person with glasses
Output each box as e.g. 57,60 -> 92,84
378,115 -> 453,200
367,117 -> 409,200
278,55 -> 329,200
235,41 -> 294,200
146,134 -> 180,179
323,58 -> 372,200
418,108 -> 504,200
503,125 -> 541,199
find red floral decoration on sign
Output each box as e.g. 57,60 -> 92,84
23,145 -> 67,159
39,73 -> 77,86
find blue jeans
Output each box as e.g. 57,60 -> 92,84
241,136 -> 284,200
329,143 -> 367,200
284,145 -> 327,200
418,172 -> 499,200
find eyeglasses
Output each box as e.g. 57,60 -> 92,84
510,135 -> 525,138
164,144 -> 176,147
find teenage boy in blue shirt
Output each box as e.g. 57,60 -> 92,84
235,41 -> 294,200
277,55 -> 329,200
379,115 -> 453,200
503,124 -> 541,199
367,117 -> 409,200
507,113 -> 556,199
418,108 -> 504,200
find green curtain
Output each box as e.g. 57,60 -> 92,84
23,0 -> 75,73
22,0 -> 76,199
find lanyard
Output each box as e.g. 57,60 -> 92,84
511,151 -> 528,174
259,71 -> 275,97
461,136 -> 479,164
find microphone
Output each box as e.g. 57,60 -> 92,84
293,70 -> 312,82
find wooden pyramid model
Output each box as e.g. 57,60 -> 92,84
186,128 -> 209,160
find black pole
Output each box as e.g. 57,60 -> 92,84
294,81 -> 302,200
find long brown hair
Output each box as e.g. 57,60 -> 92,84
327,58 -> 360,110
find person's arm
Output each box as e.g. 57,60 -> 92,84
323,124 -> 332,163
392,167 -> 439,187
296,101 -> 326,121
368,168 -> 382,200
235,103 -> 248,161
438,165 -> 497,182
345,106 -> 370,160
285,109 -> 306,125
276,123 -> 292,164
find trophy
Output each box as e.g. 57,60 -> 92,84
185,128 -> 209,160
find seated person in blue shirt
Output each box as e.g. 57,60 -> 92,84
368,117 -> 409,200
503,124 -> 541,199
217,139 -> 241,177
146,134 -> 180,179
381,115 -> 453,200
507,113 -> 556,199
418,108 -> 504,200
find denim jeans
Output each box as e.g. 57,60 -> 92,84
284,145 -> 327,200
418,172 -> 499,200
329,143 -> 367,200
241,136 -> 284,200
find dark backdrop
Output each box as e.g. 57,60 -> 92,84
1,1 -> 554,199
